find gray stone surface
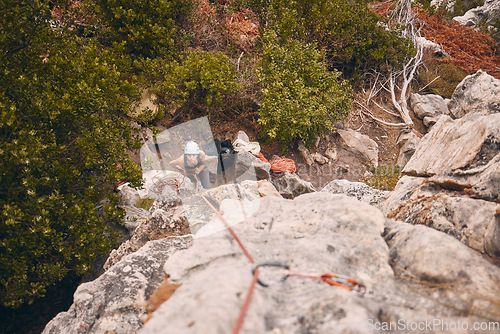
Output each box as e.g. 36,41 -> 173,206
235,150 -> 271,181
271,172 -> 316,199
396,130 -> 420,167
387,112 -> 500,256
337,129 -> 379,167
410,93 -> 450,128
321,179 -> 389,209
139,194 -> 500,334
453,0 -> 500,28
448,70 -> 500,119
43,237 -> 192,334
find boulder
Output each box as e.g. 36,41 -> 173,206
388,182 -> 500,257
453,0 -> 500,28
386,112 -> 500,256
235,151 -> 271,181
396,130 -> 420,167
409,93 -> 450,127
257,180 -> 282,198
337,129 -> 379,167
104,200 -> 190,270
271,172 -> 316,199
448,70 -> 500,119
297,140 -> 314,166
311,152 -> 329,165
43,237 -> 192,334
118,184 -> 140,207
320,179 -> 389,209
415,37 -> 449,58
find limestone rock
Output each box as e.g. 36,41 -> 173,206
235,151 -> 271,181
415,37 -> 449,58
43,237 -> 192,334
321,179 -> 389,209
410,93 -> 450,121
104,201 -> 190,270
396,130 -> 420,167
118,184 -> 140,207
453,0 -> 500,28
138,194 -> 500,334
387,112 -> 500,256
298,140 -> 314,166
257,180 -> 282,198
388,182 -> 500,257
311,152 -> 329,165
337,129 -> 379,167
448,70 -> 500,119
271,172 -> 316,199
403,113 -> 498,181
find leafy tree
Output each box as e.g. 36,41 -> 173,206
257,31 -> 352,147
88,0 -> 193,58
0,0 -> 141,308
240,0 -> 413,80
135,50 -> 240,121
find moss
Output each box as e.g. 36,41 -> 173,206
362,164 -> 402,191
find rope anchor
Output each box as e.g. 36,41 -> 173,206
252,262 -> 366,294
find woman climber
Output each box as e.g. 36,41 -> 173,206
169,141 -> 210,189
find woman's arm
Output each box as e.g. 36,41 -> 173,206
169,155 -> 185,172
194,151 -> 207,174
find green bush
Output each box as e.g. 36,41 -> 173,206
88,0 -> 193,58
135,50 -> 240,119
240,0 -> 414,80
363,165 -> 403,191
0,0 -> 142,308
257,31 -> 352,147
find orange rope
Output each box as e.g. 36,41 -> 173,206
255,152 -> 296,174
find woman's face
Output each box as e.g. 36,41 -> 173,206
186,154 -> 198,167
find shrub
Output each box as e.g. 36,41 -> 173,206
363,164 -> 403,191
88,0 -> 193,58
135,50 -> 240,120
239,0 -> 413,80
0,1 -> 142,308
257,31 -> 352,148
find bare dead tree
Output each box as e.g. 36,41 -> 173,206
357,0 -> 424,128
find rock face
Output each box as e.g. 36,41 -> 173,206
410,93 -> 450,128
321,179 -> 389,209
139,194 -> 500,333
453,0 -> 500,28
386,112 -> 500,256
271,172 -> 316,199
337,129 -> 379,167
448,70 -> 500,119
43,237 -> 192,334
396,129 -> 420,167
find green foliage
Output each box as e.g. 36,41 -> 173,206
416,62 -> 468,98
240,0 -> 414,80
257,31 -> 352,147
0,0 -> 142,308
363,164 -> 403,191
135,51 -> 240,118
88,0 -> 193,58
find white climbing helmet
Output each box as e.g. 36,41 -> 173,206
184,141 -> 200,155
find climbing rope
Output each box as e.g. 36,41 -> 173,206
255,152 -> 296,176
151,174 -> 186,196
198,193 -> 366,334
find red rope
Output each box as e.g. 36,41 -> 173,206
232,268 -> 259,334
200,194 -> 255,264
